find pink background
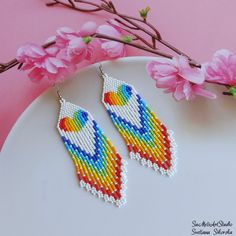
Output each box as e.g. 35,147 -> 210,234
1,0 -> 236,150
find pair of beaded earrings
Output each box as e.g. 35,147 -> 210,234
57,65 -> 177,207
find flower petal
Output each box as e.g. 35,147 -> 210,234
146,60 -> 177,78
28,68 -> 44,83
97,25 -> 121,39
101,41 -> 124,58
79,21 -> 97,37
173,82 -> 186,101
43,58 -> 58,73
179,67 -> 205,84
182,81 -> 194,100
193,85 -> 217,99
155,75 -> 177,88
57,27 -> 76,38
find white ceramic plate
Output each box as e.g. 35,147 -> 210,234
1,57 -> 236,236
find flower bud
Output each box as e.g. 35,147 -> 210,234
139,6 -> 150,20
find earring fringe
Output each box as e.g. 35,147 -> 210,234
57,99 -> 128,206
101,73 -> 177,176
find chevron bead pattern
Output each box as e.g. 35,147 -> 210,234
102,74 -> 177,176
57,99 -> 127,207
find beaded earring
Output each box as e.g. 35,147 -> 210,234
56,89 -> 127,207
99,65 -> 177,177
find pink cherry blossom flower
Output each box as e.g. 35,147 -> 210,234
56,22 -> 97,46
147,56 -> 216,101
97,24 -> 125,58
17,43 -> 47,70
55,27 -> 79,49
16,43 -> 73,83
67,37 -> 95,63
56,22 -> 98,63
205,49 -> 236,86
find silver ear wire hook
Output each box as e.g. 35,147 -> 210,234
99,63 -> 107,78
54,85 -> 64,103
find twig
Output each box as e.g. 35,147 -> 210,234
223,92 -> 233,96
72,0 -> 196,63
116,24 -> 155,49
113,18 -> 139,30
1,0 -> 202,73
46,0 -> 101,12
94,33 -> 172,58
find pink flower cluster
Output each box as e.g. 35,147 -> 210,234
16,21 -> 125,83
147,56 -> 216,101
147,49 -> 236,101
205,49 -> 236,86
16,18 -> 236,101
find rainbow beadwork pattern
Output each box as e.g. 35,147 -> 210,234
57,99 -> 127,207
102,74 -> 177,176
